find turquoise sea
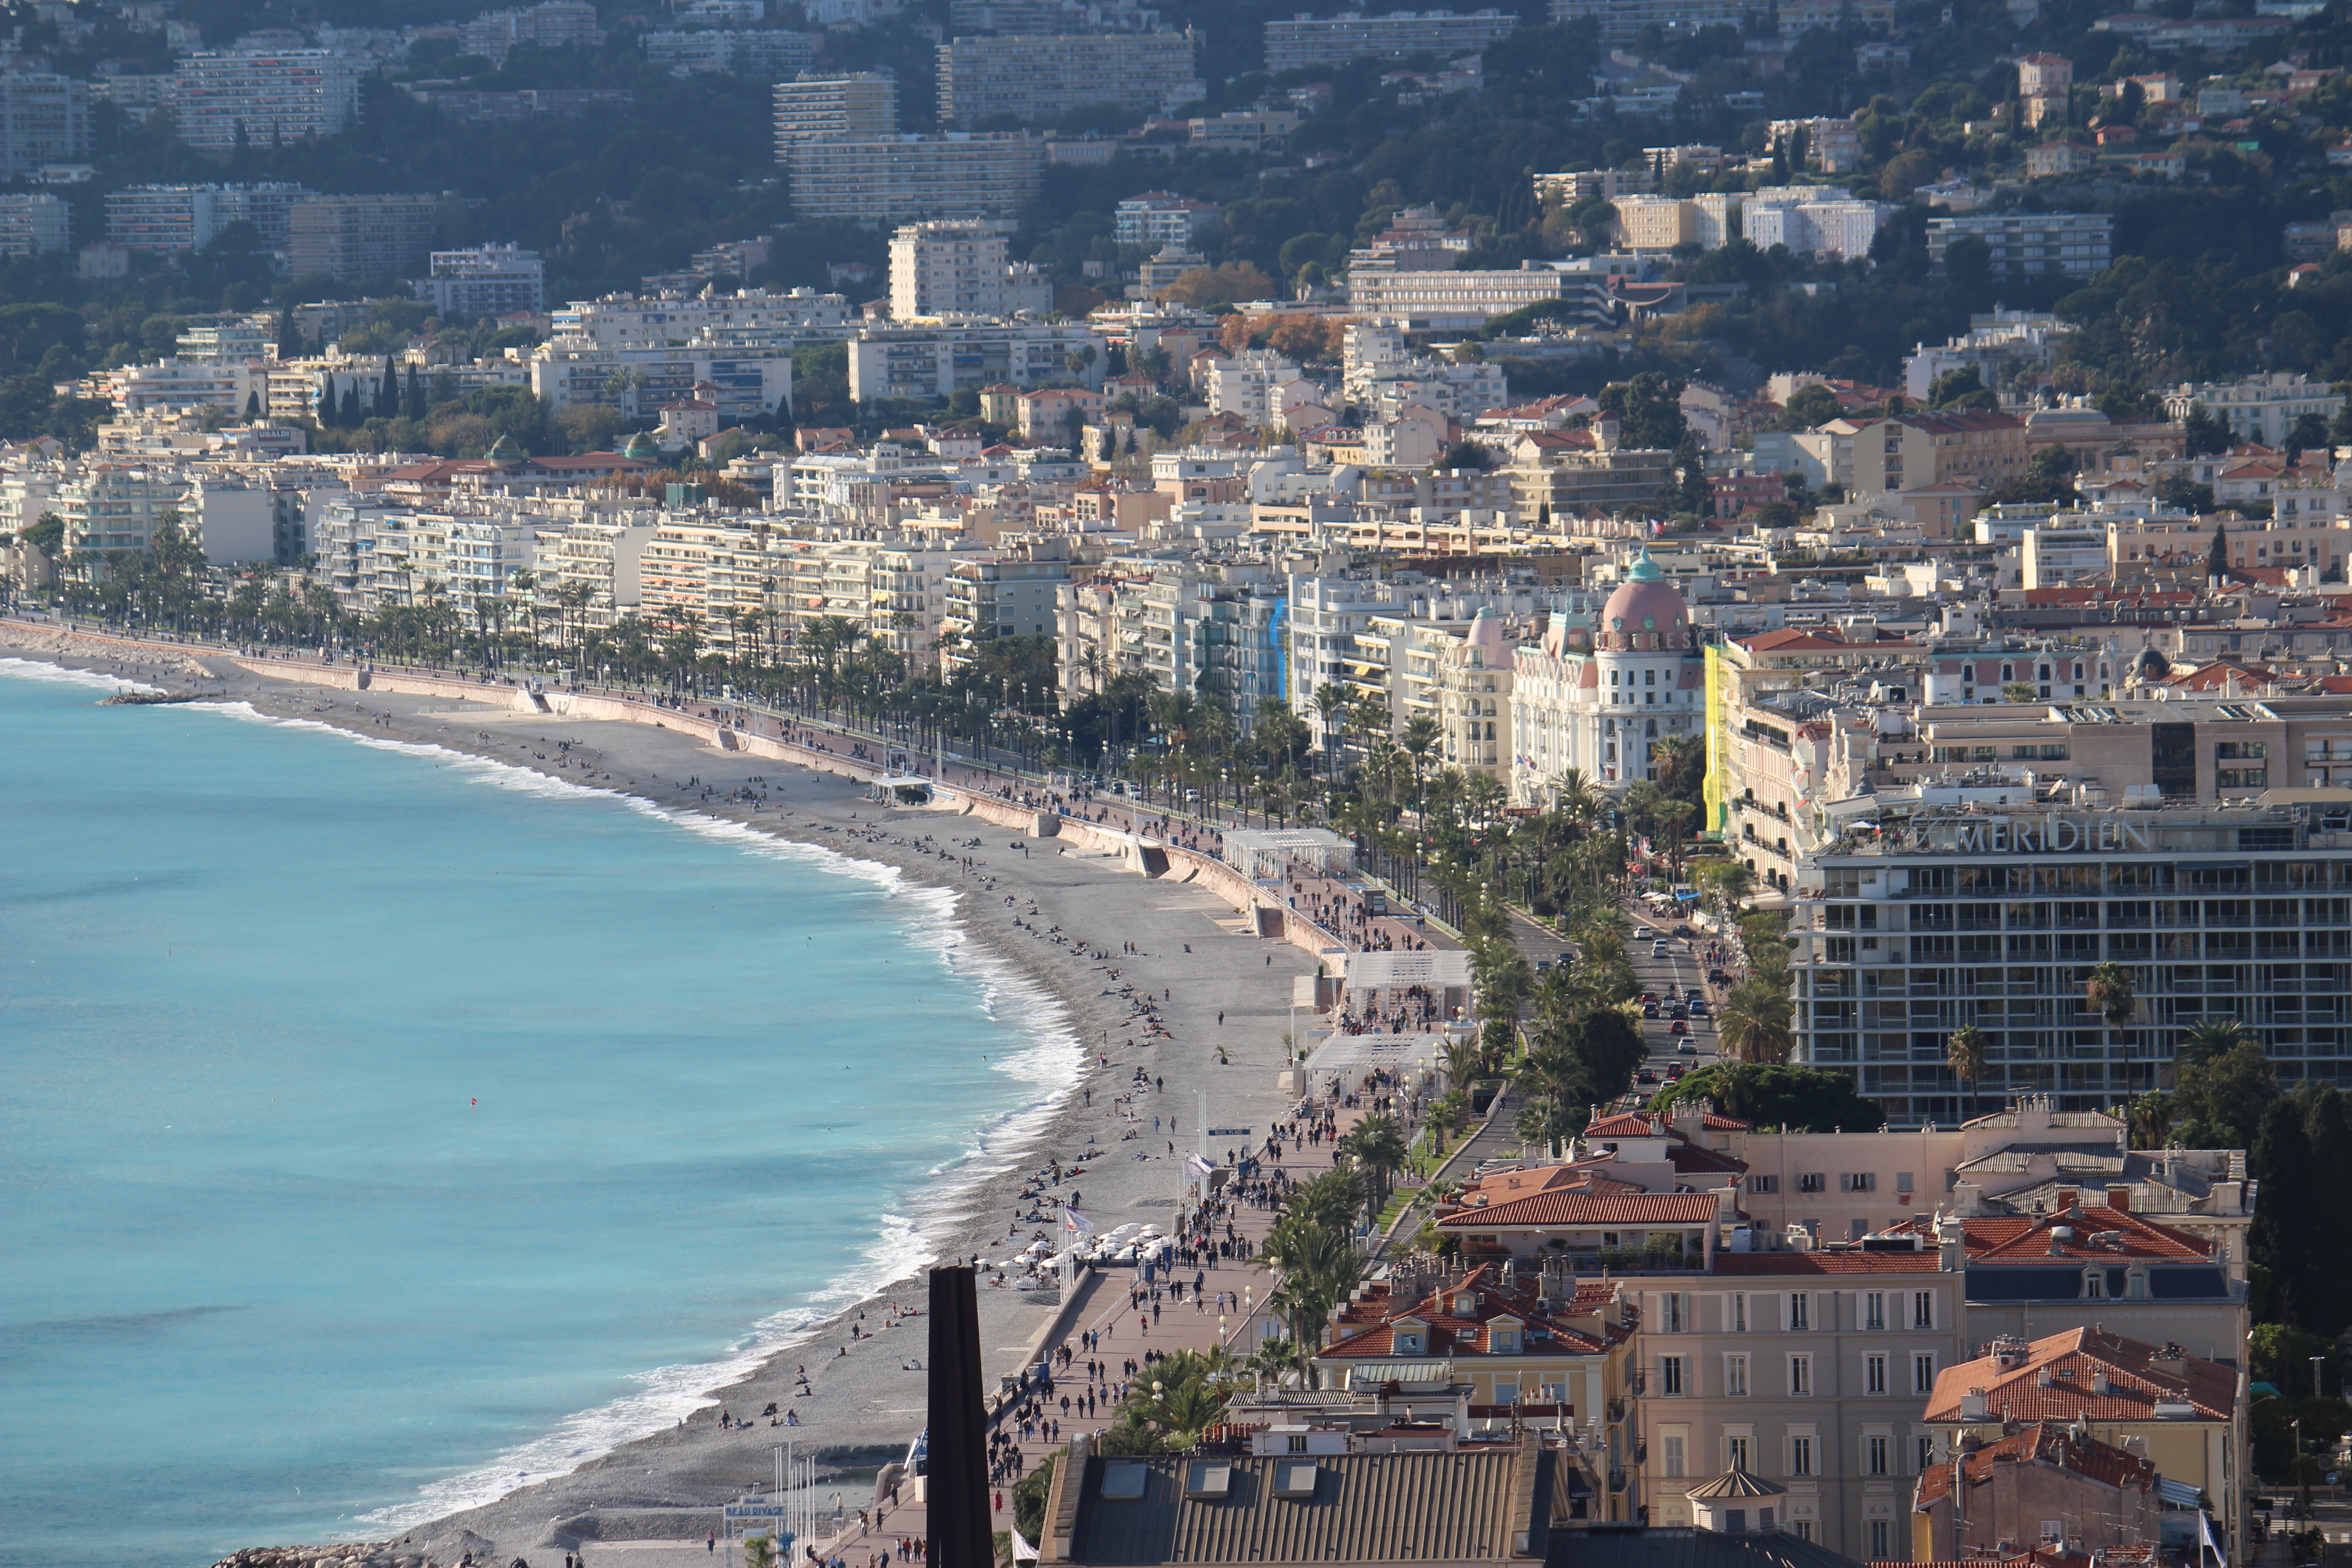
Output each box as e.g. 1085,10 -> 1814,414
0,660 -> 1077,1568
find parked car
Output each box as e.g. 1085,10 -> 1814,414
1671,925 -> 1696,939
1706,968 -> 1728,984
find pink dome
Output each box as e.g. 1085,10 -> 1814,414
1600,550 -> 1688,652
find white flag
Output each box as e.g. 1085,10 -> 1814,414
1011,1529 -> 1039,1563
1063,1205 -> 1095,1235
1185,1153 -> 1215,1181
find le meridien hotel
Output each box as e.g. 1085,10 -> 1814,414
1789,794 -> 2352,1125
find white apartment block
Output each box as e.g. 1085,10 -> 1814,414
0,72 -> 94,180
771,73 -> 898,153
547,517 -> 657,627
647,30 -> 822,77
415,244 -> 546,317
526,343 -> 793,421
934,33 -> 1202,126
1262,8 -> 1518,69
0,192 -> 70,255
52,465 -> 189,558
888,222 -> 1051,319
1347,265 -> 1608,330
105,182 -> 311,253
784,134 -> 1044,222
287,194 -> 442,281
1114,191 -> 1223,250
1615,193 -> 1696,250
844,321 -> 1105,401
1926,212 -> 2113,279
2163,372 -> 2345,448
1203,349 -> 1303,427
172,51 -> 363,150
103,359 -> 269,418
549,288 -> 852,345
1766,115 -> 1864,173
1745,197 -> 1887,260
461,1 -> 605,61
1549,0 -> 1754,40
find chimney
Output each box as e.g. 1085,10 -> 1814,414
928,1266 -> 993,1568
2057,1188 -> 2079,1212
2106,1186 -> 2131,1213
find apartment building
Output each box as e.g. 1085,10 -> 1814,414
1822,409 -> 2029,495
1435,609 -> 1514,779
785,133 -> 1045,222
2162,372 -> 2344,448
50,465 -> 188,560
1640,1246 -> 1970,1560
106,182 -> 311,253
1745,198 -> 1886,260
1616,193 -> 1696,250
844,320 -> 1103,401
1534,168 -> 1653,207
0,192 -> 70,255
172,51 -> 364,150
941,547 -> 1070,669
1548,0 -> 1757,43
461,0 -> 605,61
1113,191 -> 1223,250
0,72 -> 94,180
1261,8 -> 1519,70
1765,118 -> 1864,174
887,222 -> 1051,318
1348,265 -> 1610,331
1503,438 -> 1677,522
416,244 -> 547,316
1791,797 -> 2352,1126
288,194 -> 442,281
1927,213 -> 2114,279
647,29 -> 822,77
934,33 -> 1203,126
771,73 -> 899,152
545,516 -> 657,628
549,288 -> 852,344
1923,1328 -> 2243,1558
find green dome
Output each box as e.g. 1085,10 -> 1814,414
485,432 -> 519,462
1624,545 -> 1664,583
624,430 -> 658,461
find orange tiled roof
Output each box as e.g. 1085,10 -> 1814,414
1888,1201 -> 2212,1264
1914,1421 -> 2157,1509
1318,1263 -> 1629,1359
1436,1189 -> 1722,1230
1925,1326 -> 2234,1423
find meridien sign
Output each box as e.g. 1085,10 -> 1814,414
1940,815 -> 2159,854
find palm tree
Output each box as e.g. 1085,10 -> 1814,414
2085,960 -> 2137,1054
1718,977 -> 1794,1065
1312,681 -> 1351,778
2176,1017 -> 2257,1073
1945,1024 -> 1990,1117
1401,715 -> 1441,816
2125,1090 -> 2175,1151
1340,1113 -> 1409,1212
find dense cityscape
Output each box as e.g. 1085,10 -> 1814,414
4,0 -> 2352,1566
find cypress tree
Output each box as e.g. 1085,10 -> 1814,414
377,356 -> 398,421
2208,520 -> 2229,582
244,390 -> 261,419
405,364 -> 426,423
339,382 -> 363,427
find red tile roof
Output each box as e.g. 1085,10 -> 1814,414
1711,1249 -> 1949,1275
1924,1327 -> 2234,1423
1585,1109 -> 1751,1137
1316,1263 -> 1630,1360
1436,1189 -> 1722,1230
1914,1421 -> 2158,1509
1887,1201 -> 2211,1264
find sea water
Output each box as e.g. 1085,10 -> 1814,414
0,662 -> 1078,1568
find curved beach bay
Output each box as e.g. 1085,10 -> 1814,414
0,663 -> 1080,1568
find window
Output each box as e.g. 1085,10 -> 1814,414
1915,1352 -> 1938,1395
1747,1174 -> 1779,1194
1867,1354 -> 1888,1394
1797,1172 -> 1825,1192
1871,1521 -> 1891,1558
1726,1354 -> 1749,1396
1662,1292 -> 1686,1333
1790,1436 -> 1814,1476
1794,1522 -> 1814,1543
1493,1381 -> 1519,1406
2086,1269 -> 2105,1298
1661,1431 -> 1688,1478
1726,1510 -> 1747,1533
1789,1293 -> 1810,1331
1841,1172 -> 1877,1192
1287,1433 -> 1309,1453
1918,1435 -> 1937,1473
1660,1355 -> 1685,1395
2219,768 -> 2269,789
1912,1291 -> 1936,1329
2217,741 -> 2268,759
1789,1354 -> 1812,1396
1869,1436 -> 1891,1476
1865,1292 -> 1886,1331
1896,1172 -> 1915,1193
1726,1436 -> 1751,1470
1731,1293 -> 1748,1333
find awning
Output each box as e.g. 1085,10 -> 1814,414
1344,1361 -> 1452,1386
2160,1478 -> 2206,1509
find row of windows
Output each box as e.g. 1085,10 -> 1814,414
1656,1350 -> 1936,1397
1654,1290 -> 1934,1332
1656,1429 -> 1937,1479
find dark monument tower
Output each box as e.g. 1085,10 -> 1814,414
927,1265 -> 992,1568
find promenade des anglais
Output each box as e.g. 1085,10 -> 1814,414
5,1 -> 2352,1565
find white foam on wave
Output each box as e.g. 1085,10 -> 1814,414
0,654 -> 164,695
199,703 -> 1089,1526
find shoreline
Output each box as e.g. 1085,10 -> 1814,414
0,626 -> 1330,1568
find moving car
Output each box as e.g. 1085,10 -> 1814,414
1670,1019 -> 1689,1036
1677,1040 -> 1699,1055
1636,1069 -> 1659,1085
1642,1002 -> 1661,1018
